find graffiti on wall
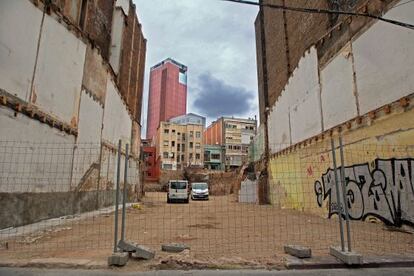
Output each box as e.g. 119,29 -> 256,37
314,158 -> 414,226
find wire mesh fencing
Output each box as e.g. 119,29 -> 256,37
0,140 -> 142,253
0,139 -> 413,261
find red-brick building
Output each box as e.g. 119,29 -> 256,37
142,146 -> 158,181
146,58 -> 187,140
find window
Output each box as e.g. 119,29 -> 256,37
196,153 -> 200,160
182,133 -> 186,141
171,141 -> 175,147
181,154 -> 185,161
177,132 -> 181,136
196,131 -> 201,138
163,164 -> 173,170
172,129 -> 176,133
177,144 -> 181,151
182,144 -> 185,152
147,172 -> 152,177
189,142 -> 193,149
170,152 -> 175,159
196,143 -> 201,149
148,153 -> 153,157
164,129 -> 169,134
163,152 -> 169,158
212,154 -> 220,159
163,140 -> 169,147
189,131 -> 194,138
189,153 -> 193,159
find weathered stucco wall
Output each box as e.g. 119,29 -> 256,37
320,43 -> 358,130
102,77 -> 132,147
32,12 -> 86,126
82,46 -> 108,104
0,0 -> 144,229
353,2 -> 414,115
0,106 -> 75,193
0,1 -> 43,101
266,2 -> 414,227
268,105 -> 414,226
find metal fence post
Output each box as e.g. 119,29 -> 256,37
339,136 -> 352,252
121,144 -> 129,242
113,140 -> 122,253
331,138 -> 345,251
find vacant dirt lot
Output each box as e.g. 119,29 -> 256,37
1,192 -> 413,269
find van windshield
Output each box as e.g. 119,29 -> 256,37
170,181 -> 187,189
192,183 -> 208,190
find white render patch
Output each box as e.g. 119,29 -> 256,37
115,0 -> 130,16
268,92 -> 291,153
288,47 -> 322,144
32,13 -> 86,124
0,0 -> 43,101
0,106 -> 75,193
353,2 -> 414,115
77,90 -> 104,144
102,77 -> 132,147
109,9 -> 125,75
321,44 -> 359,130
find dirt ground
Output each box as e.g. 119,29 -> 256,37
1,192 -> 413,270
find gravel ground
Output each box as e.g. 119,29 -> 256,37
0,192 -> 413,269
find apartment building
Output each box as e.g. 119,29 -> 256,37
204,117 -> 257,169
156,121 -> 204,170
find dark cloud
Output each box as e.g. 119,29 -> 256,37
194,73 -> 254,119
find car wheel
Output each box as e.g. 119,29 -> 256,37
167,196 -> 170,204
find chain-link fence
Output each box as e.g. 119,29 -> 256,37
0,139 -> 413,262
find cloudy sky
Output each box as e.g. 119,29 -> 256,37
133,0 -> 259,135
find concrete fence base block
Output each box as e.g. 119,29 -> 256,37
284,245 -> 312,258
132,245 -> 156,260
329,246 -> 363,265
108,252 -> 129,266
118,240 -> 155,260
161,243 -> 190,253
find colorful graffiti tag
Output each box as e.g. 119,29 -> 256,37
314,158 -> 414,226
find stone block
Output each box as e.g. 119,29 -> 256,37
284,245 -> 312,258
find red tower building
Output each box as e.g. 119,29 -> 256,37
146,58 -> 187,139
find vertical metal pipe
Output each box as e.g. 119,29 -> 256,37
339,136 -> 352,252
113,140 -> 122,253
121,144 -> 129,242
331,138 -> 345,251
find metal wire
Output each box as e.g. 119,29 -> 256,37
0,140 -> 412,262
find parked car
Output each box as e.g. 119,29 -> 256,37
167,180 -> 189,203
191,182 -> 209,200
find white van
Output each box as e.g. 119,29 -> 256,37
167,180 -> 189,203
191,182 -> 209,200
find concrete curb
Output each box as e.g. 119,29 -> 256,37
0,258 -> 107,270
284,255 -> 414,270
